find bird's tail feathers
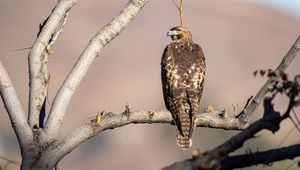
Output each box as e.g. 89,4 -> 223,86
176,129 -> 192,150
176,110 -> 193,150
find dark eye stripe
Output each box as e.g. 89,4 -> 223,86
171,26 -> 183,31
171,28 -> 183,32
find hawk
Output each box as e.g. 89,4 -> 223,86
161,26 -> 205,150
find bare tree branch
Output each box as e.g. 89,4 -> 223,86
220,144 -> 300,169
43,0 -> 150,142
28,0 -> 75,127
43,110 -> 246,162
237,35 -> 300,122
162,97 -> 294,170
0,61 -> 33,147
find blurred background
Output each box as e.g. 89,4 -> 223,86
0,0 -> 300,169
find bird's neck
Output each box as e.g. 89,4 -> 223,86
175,37 -> 193,43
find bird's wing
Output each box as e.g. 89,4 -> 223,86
186,43 -> 206,138
161,44 -> 184,136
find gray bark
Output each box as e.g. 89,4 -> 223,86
0,0 -> 299,169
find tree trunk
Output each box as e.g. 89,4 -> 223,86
20,145 -> 57,170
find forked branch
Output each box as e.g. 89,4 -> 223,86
163,88 -> 298,170
43,0 -> 150,142
28,0 -> 76,127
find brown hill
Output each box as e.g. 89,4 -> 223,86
0,0 -> 299,169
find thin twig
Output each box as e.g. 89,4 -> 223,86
179,0 -> 184,26
0,155 -> 19,166
236,95 -> 253,118
293,108 -> 300,125
0,46 -> 32,54
285,159 -> 299,170
277,126 -> 296,147
238,35 -> 300,122
171,0 -> 180,11
289,116 -> 300,134
171,0 -> 184,26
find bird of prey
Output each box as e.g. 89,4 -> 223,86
161,26 -> 206,150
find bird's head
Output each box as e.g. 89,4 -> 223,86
167,26 -> 192,41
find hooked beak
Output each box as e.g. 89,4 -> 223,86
167,30 -> 178,37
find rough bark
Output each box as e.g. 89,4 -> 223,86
220,144 -> 300,169
0,0 -> 299,169
43,0 -> 150,143
0,61 -> 33,148
28,0 -> 76,128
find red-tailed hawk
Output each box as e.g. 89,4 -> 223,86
161,26 -> 206,150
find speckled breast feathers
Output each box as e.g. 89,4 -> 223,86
161,26 -> 205,149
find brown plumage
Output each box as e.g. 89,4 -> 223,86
161,26 -> 205,150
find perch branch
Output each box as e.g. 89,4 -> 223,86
237,35 -> 300,122
0,61 -> 33,147
220,144 -> 300,169
28,0 -> 75,127
43,0 -> 149,141
162,97 -> 294,170
44,110 -> 247,164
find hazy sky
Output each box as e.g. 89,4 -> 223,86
0,1 -> 300,170
251,0 -> 300,17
